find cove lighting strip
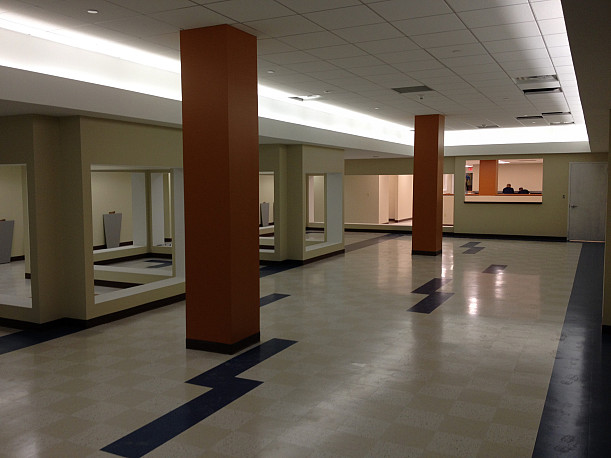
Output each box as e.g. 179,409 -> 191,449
0,11 -> 589,147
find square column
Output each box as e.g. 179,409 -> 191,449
181,25 -> 260,354
412,114 -> 445,256
479,160 -> 499,196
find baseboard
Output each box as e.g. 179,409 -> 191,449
9,255 -> 25,262
448,233 -> 566,242
412,249 -> 442,256
186,332 -> 260,355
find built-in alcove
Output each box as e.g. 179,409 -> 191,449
259,171 -> 275,253
0,164 -> 31,308
90,166 -> 184,303
306,174 -> 326,246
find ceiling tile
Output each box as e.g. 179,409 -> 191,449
445,0 -> 528,12
493,47 -> 550,62
483,36 -> 546,53
98,15 -> 177,38
471,21 -> 541,42
392,60 -> 445,73
333,23 -> 403,43
205,0 -> 294,22
107,0 -> 195,14
330,55 -> 385,68
459,4 -> 535,28
531,0 -> 564,20
427,43 -> 488,59
505,66 -> 556,78
45,0 -> 139,22
377,49 -> 433,64
258,39 -> 296,55
275,0 -> 361,14
349,65 -> 401,76
551,55 -> 572,67
543,33 -> 569,47
305,68 -> 356,81
263,51 -> 319,65
453,62 -> 504,75
152,6 -> 230,29
356,37 -> 420,54
305,5 -> 383,29
538,18 -> 566,35
393,14 -> 465,36
368,0 -> 452,21
278,31 -> 347,49
441,54 -> 496,68
499,57 -> 553,71
286,60 -> 339,72
146,31 -> 180,50
245,15 -> 323,37
365,74 -> 421,87
407,68 -> 456,80
411,30 -> 478,48
306,44 -> 366,60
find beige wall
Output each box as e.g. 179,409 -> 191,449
0,165 -> 26,257
259,173 -> 274,224
344,175 -> 382,223
397,175 -> 413,221
379,175 -> 389,223
454,153 -> 607,237
91,172 -> 133,247
498,163 -> 543,192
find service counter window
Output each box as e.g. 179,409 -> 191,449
465,159 -> 543,203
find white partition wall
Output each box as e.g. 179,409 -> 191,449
131,172 -> 147,247
150,172 -> 166,247
171,168 -> 185,278
325,173 -> 343,247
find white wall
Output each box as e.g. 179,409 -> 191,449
259,173 -> 274,224
344,175 -> 381,223
397,175 -> 413,221
379,175 -> 389,223
91,172 -> 133,247
498,163 -> 543,192
313,175 -> 325,223
0,165 -> 26,257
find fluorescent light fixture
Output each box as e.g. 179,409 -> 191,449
498,160 -> 510,164
445,125 -> 588,146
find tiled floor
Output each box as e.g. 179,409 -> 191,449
0,233 -> 605,457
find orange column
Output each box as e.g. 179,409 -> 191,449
412,114 -> 445,256
479,160 -> 499,196
181,25 -> 260,354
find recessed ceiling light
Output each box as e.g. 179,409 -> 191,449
266,70 -> 275,74
323,90 -> 332,93
374,107 -> 380,110
87,9 -> 99,14
451,49 -> 461,53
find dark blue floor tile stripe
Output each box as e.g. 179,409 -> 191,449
409,278 -> 454,314
102,338 -> 297,458
483,264 -> 507,274
408,292 -> 454,314
0,320 -> 83,355
463,246 -> 485,254
533,243 -> 604,457
260,293 -> 290,307
412,278 -> 452,294
460,241 -> 481,248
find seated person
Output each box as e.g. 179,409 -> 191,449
517,187 -> 529,194
502,183 -> 514,194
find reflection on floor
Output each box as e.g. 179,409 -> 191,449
0,233 -> 608,456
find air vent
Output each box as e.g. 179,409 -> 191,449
515,74 -> 558,83
476,124 -> 499,128
516,115 -> 544,120
289,96 -> 304,101
392,85 -> 434,94
289,94 -> 321,102
522,87 -> 563,94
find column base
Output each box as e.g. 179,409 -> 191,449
412,249 -> 442,256
186,332 -> 261,355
